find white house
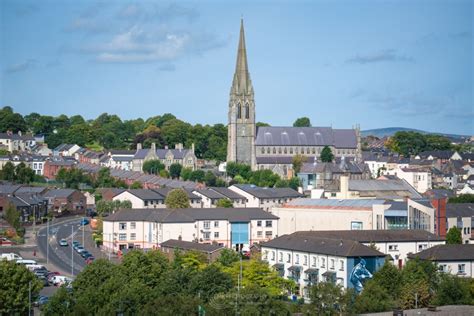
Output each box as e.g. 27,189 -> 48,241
0,131 -> 35,152
192,187 -> 247,208
408,244 -> 474,278
298,230 -> 445,268
446,203 -> 474,244
102,208 -> 279,253
113,189 -> 166,209
228,184 -> 302,211
261,232 -> 386,297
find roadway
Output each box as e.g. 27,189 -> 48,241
37,218 -> 89,277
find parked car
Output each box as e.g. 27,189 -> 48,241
59,239 -> 68,246
33,268 -> 49,277
33,295 -> 49,307
51,276 -> 73,286
80,251 -> 91,258
72,241 -> 80,247
1,253 -> 23,261
85,257 -> 95,264
37,275 -> 50,287
16,259 -> 37,265
74,246 -> 84,253
47,272 -> 60,283
80,218 -> 89,226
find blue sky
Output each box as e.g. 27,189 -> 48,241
1,0 -> 472,135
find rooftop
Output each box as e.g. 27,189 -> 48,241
160,239 -> 224,253
292,230 -> 444,243
283,198 -> 385,209
408,244 -> 474,261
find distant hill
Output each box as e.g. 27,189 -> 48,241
361,127 -> 470,141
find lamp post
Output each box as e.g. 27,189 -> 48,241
71,225 -> 74,277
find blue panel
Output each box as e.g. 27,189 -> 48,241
231,222 -> 249,245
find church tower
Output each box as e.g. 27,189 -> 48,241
227,19 -> 256,168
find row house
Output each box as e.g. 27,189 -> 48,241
228,184 -> 303,211
43,159 -> 76,179
42,189 -> 86,215
261,233 -> 386,297
386,167 -> 432,194
132,143 -> 197,172
113,188 -> 202,209
0,192 -> 48,223
0,131 -> 36,152
4,154 -> 47,175
53,144 -> 81,157
102,207 -> 278,253
160,239 -> 225,263
193,187 -> 247,208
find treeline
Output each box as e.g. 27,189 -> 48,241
0,106 -> 227,161
0,161 -> 42,184
226,162 -> 300,189
385,131 -> 466,157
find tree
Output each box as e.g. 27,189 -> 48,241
180,167 -> 193,181
293,117 -> 311,127
15,163 -> 35,184
303,281 -> 349,315
216,198 -> 233,208
446,226 -> 462,244
190,170 -> 205,182
217,249 -> 241,267
42,285 -> 74,315
292,154 -> 307,174
0,260 -> 42,314
256,122 -> 270,127
353,280 -> 394,313
370,260 -> 403,300
433,274 -> 472,306
169,163 -> 182,179
189,265 -> 233,302
226,162 -> 251,180
449,194 -> 474,203
5,204 -> 20,230
0,161 -> 16,181
130,181 -> 143,189
248,169 -> 280,187
204,171 -> 217,186
165,189 -> 190,208
320,146 -> 334,162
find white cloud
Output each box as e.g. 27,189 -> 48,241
5,59 -> 37,73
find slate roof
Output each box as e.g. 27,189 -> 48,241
446,203 -> 474,218
292,230 -> 444,243
460,153 -> 474,160
0,184 -> 22,194
109,150 -> 135,156
195,189 -> 226,200
417,151 -> 454,160
133,148 -> 192,160
210,187 -> 246,200
255,126 -> 357,148
385,201 -> 407,211
15,186 -> 48,194
54,144 -> 76,152
423,189 -> 455,199
284,198 -> 385,209
153,188 -> 201,200
300,161 -> 367,174
232,184 -> 302,199
161,239 -> 224,253
123,189 -> 165,200
0,133 -> 34,141
348,179 -> 422,199
43,189 -> 76,198
105,208 -> 278,223
262,233 -> 385,257
408,244 -> 474,261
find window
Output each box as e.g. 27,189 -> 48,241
351,221 -> 363,230
388,244 -> 398,251
261,147 -> 264,154
321,258 -> 325,268
287,254 -> 291,263
439,264 -> 446,272
295,254 -> 300,264
257,220 -> 262,227
340,260 -> 344,271
458,264 -> 466,274
119,233 -> 126,241
278,147 -> 282,154
203,221 -> 210,229
330,259 -> 335,269
284,147 -> 287,154
312,256 -> 317,267
304,255 -> 308,265
119,223 -> 127,230
265,221 -> 272,227
273,147 -> 276,154
203,232 -> 210,240
263,250 -> 268,260
214,221 -> 219,228
290,148 -> 293,154
130,222 -> 136,229
130,233 -> 136,240
279,252 -> 283,262
237,103 -> 241,119
271,251 -> 275,260
265,231 -> 273,238
418,244 -> 428,251
214,232 -> 219,238
257,231 -> 263,237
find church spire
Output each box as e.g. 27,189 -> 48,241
232,19 -> 253,95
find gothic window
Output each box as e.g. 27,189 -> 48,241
261,147 -> 264,154
267,147 -> 270,154
284,147 -> 287,154
312,148 -> 316,154
307,147 -> 310,154
245,103 -> 250,119
290,148 -> 293,154
278,147 -> 282,154
237,103 -> 242,119
273,147 -> 276,154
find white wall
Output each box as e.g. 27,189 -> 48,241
437,260 -> 474,278
369,240 -> 445,267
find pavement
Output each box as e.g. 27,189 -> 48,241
362,305 -> 474,316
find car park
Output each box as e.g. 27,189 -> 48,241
59,239 -> 68,246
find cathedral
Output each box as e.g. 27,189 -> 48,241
227,20 -> 362,178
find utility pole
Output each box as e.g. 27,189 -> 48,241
46,218 -> 49,265
71,225 -> 74,277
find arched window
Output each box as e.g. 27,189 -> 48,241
284,147 -> 287,154
273,147 -> 276,154
261,147 -> 265,154
278,147 -> 282,154
237,103 -> 242,119
245,103 -> 250,119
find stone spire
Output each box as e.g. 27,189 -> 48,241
232,19 -> 253,95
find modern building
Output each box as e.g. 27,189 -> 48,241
102,207 -> 279,253
226,20 -> 361,176
408,244 -> 474,278
261,232 -> 386,297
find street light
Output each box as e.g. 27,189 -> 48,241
71,225 -> 74,277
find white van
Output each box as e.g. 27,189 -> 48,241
16,259 -> 37,265
0,253 -> 23,261
26,264 -> 46,271
51,275 -> 73,286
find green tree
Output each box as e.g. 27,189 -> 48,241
159,169 -> 170,178
303,282 -> 348,315
143,159 -> 165,174
190,170 -> 206,182
142,294 -> 201,315
353,280 -> 394,313
42,285 -> 74,315
248,169 -> 280,187
0,161 -> 16,181
204,171 -> 217,186
0,106 -> 27,133
449,194 -> 474,203
15,162 -> 35,184
292,154 -> 307,174
256,122 -> 271,127
130,181 -> 143,189
320,146 -> 334,162
217,248 -> 241,267
189,264 -> 233,302
293,117 -> 311,127
226,162 -> 252,180
216,198 -> 233,208
5,204 -> 20,230
0,260 -> 42,314
180,167 -> 193,181
169,163 -> 182,179
446,226 -> 462,244
95,168 -> 116,188
433,274 -> 472,306
165,189 -> 190,208
371,260 -> 403,300
288,177 -> 300,190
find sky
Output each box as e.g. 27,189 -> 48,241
1,0 -> 472,135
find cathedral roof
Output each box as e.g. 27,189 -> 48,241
255,126 -> 358,148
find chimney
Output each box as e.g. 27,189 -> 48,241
151,143 -> 156,152
137,143 -> 142,150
